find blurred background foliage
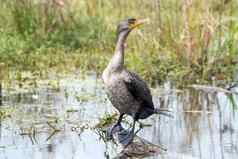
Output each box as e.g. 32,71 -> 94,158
0,0 -> 237,86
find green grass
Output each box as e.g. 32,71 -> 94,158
0,0 -> 237,86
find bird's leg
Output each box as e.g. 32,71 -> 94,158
134,121 -> 143,135
118,119 -> 136,146
106,113 -> 124,140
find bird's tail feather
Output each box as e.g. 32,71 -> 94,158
154,108 -> 173,118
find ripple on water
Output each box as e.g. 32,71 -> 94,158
0,73 -> 238,159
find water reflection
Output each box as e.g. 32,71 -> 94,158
0,73 -> 237,159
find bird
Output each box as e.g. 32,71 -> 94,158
102,18 -> 171,146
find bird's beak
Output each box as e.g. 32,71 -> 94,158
130,18 -> 150,29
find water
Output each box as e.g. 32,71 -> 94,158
0,72 -> 238,159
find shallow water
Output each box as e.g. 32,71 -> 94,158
0,72 -> 238,159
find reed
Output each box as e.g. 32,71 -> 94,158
0,0 -> 237,85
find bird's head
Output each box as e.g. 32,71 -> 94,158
116,18 -> 149,36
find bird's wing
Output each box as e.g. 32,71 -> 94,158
123,70 -> 154,109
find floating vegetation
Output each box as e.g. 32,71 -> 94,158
71,124 -> 89,136
75,93 -> 96,104
66,108 -> 79,113
95,113 -> 118,129
0,106 -> 13,121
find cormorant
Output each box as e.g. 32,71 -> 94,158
102,18 -> 171,146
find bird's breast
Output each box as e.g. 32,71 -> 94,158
102,68 -> 110,84
102,68 -> 120,84
104,79 -> 140,115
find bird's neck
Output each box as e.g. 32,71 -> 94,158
107,31 -> 129,72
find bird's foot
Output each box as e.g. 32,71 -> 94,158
118,129 -> 135,147
106,124 -> 123,140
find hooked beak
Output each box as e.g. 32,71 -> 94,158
129,18 -> 150,29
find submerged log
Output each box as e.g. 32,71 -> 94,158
188,84 -> 237,94
114,137 -> 166,159
113,127 -> 166,159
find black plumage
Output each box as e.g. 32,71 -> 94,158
123,71 -> 155,119
102,18 -> 170,146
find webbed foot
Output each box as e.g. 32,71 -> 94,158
118,129 -> 135,146
106,124 -> 123,140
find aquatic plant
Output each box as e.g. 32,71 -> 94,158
95,113 -> 118,129
0,106 -> 13,121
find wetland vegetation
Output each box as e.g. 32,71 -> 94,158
0,0 -> 237,85
0,0 -> 238,159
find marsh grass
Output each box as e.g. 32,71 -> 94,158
0,0 -> 237,85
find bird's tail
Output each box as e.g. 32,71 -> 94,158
154,108 -> 173,118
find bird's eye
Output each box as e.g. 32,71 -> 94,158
128,18 -> 136,24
